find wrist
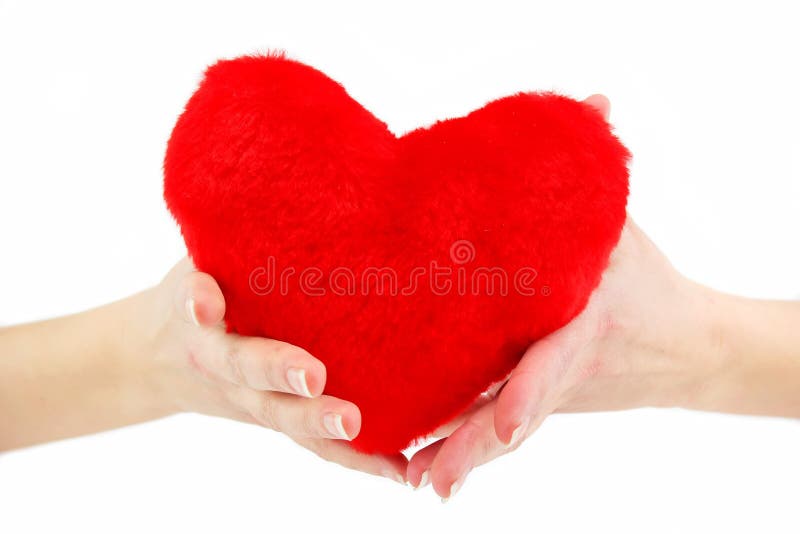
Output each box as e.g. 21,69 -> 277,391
683,291 -> 800,417
670,282 -> 735,412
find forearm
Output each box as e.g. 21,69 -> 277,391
687,288 -> 800,417
0,289 -> 172,451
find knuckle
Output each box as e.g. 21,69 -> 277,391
458,419 -> 485,444
302,406 -> 320,436
481,434 -> 498,458
458,420 -> 497,460
550,345 -> 575,381
255,398 -> 280,431
226,345 -> 246,385
580,355 -> 603,381
253,351 -> 279,390
270,341 -> 292,359
595,308 -> 618,339
260,363 -> 279,391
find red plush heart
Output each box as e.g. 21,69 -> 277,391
164,53 -> 630,454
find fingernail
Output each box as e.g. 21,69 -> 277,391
286,367 -> 313,398
505,417 -> 529,449
441,475 -> 465,503
186,297 -> 200,326
413,470 -> 430,491
322,412 -> 351,440
382,470 -> 407,486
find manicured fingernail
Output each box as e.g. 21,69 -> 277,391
505,417 -> 529,449
413,470 -> 430,490
286,367 -> 312,397
186,297 -> 200,326
441,475 -> 465,503
382,470 -> 407,486
322,412 -> 351,440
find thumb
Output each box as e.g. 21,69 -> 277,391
583,93 -> 611,120
174,270 -> 227,327
494,318 -> 591,445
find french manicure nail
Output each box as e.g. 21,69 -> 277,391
322,412 -> 350,440
186,297 -> 200,326
505,417 -> 530,449
286,367 -> 313,397
441,478 -> 463,503
414,470 -> 430,491
382,470 -> 407,486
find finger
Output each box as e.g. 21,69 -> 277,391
175,270 -> 327,396
408,405 -> 494,499
425,375 -> 510,440
175,270 -> 226,327
410,396 -> 504,491
293,435 -> 409,485
429,404 -> 497,500
229,388 -> 405,483
424,401 -> 551,500
407,439 -> 443,489
427,393 -> 494,439
190,329 -> 327,396
583,93 -> 611,120
234,388 -> 361,441
493,317 -> 591,445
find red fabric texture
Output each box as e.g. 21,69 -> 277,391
164,53 -> 630,453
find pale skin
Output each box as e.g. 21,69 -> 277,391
1,96 -> 798,500
0,258 -> 408,481
411,215 -> 800,500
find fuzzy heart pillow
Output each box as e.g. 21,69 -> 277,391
163,53 -> 630,454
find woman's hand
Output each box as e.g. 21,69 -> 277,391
0,257 -> 407,482
406,216 -> 728,499
141,258 -> 408,483
408,210 -> 800,501
403,94 -> 800,500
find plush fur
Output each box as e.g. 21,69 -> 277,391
163,53 -> 630,454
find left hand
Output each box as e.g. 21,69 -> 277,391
406,95 -> 726,500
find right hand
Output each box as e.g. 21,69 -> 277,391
136,258 -> 408,484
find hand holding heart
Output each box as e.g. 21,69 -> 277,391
406,215 -> 730,499
145,257 -> 410,483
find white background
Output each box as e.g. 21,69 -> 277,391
1,1 -> 798,532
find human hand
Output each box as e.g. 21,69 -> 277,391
406,96 -> 728,499
138,258 -> 408,483
407,215 -> 725,498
